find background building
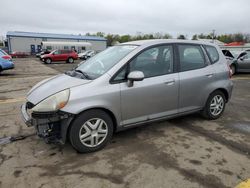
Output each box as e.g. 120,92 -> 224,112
6,31 -> 107,54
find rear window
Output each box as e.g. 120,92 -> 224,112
178,44 -> 206,72
205,45 -> 219,64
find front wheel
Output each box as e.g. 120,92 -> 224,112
45,58 -> 52,64
201,90 -> 226,120
69,110 -> 114,153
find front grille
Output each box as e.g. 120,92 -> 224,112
32,111 -> 58,118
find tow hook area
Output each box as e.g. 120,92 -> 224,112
0,133 -> 36,145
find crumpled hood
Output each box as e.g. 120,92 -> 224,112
27,74 -> 91,104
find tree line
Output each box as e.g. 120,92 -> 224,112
86,32 -> 250,46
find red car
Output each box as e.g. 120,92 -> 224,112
10,52 -> 29,58
40,49 -> 78,64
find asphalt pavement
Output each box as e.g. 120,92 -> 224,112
0,58 -> 249,188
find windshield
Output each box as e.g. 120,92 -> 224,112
0,51 -> 5,56
76,45 -> 138,79
0,50 -> 8,55
50,50 -> 57,54
87,51 -> 94,54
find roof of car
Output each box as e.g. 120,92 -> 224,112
121,39 -> 218,47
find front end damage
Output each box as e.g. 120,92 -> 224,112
21,101 -> 74,144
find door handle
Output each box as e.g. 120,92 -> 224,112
205,73 -> 214,78
164,79 -> 175,85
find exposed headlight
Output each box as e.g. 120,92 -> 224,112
32,89 -> 70,112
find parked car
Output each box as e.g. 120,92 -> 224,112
222,49 -> 250,74
40,49 -> 78,64
10,51 -> 29,58
78,51 -> 88,59
0,49 -> 14,73
79,50 -> 95,60
36,50 -> 51,58
21,40 -> 233,153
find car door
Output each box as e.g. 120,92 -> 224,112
114,45 -> 179,126
237,51 -> 250,72
177,44 -> 216,113
60,50 -> 69,61
53,50 -> 61,61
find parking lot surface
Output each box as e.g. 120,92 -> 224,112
0,58 -> 249,188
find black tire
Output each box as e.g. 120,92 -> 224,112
45,58 -> 52,64
230,64 -> 236,75
201,90 -> 226,120
67,57 -> 74,63
69,109 -> 114,153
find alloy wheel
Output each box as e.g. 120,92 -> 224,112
79,118 -> 108,147
46,59 -> 51,64
69,58 -> 73,63
210,95 -> 224,116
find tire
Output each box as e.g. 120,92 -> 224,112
69,109 -> 114,153
45,58 -> 52,64
201,90 -> 226,120
230,64 -> 236,75
67,57 -> 74,63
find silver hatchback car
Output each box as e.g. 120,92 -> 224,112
21,39 -> 233,153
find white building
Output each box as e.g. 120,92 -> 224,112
6,31 -> 107,54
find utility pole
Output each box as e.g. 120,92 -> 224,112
212,29 -> 216,43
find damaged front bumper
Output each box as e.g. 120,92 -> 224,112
21,102 -> 74,144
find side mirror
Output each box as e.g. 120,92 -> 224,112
127,71 -> 144,87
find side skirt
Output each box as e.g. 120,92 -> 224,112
117,108 -> 202,132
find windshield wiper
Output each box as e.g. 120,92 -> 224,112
74,69 -> 92,80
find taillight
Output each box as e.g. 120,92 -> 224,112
227,64 -> 232,79
2,55 -> 11,60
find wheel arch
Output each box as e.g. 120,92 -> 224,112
64,107 -> 118,143
45,57 -> 52,62
210,88 -> 229,102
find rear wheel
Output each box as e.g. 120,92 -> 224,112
201,90 -> 226,120
69,109 -> 114,153
45,58 -> 52,64
67,57 -> 74,63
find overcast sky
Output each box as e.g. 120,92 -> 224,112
0,0 -> 249,38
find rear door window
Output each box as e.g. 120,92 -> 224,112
205,45 -> 219,63
178,44 -> 206,72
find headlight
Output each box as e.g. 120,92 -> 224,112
32,89 -> 70,112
